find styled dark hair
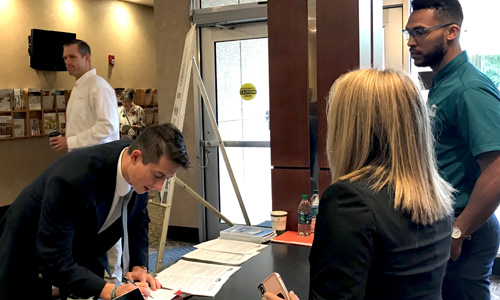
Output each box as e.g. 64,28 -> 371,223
120,89 -> 135,102
128,123 -> 190,168
411,0 -> 464,25
63,39 -> 91,57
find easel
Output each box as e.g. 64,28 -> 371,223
153,24 -> 251,270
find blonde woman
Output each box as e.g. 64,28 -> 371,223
265,69 -> 454,300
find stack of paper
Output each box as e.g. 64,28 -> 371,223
43,112 -> 57,134
55,90 -> 66,109
154,260 -> 240,297
13,89 -> 25,111
183,239 -> 266,265
196,238 -> 267,253
28,88 -> 41,110
0,116 -> 12,138
154,239 -> 267,298
41,89 -> 55,110
149,288 -> 177,300
0,89 -> 11,111
220,225 -> 277,243
12,117 -> 25,138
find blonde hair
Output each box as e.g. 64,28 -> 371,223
326,69 -> 454,225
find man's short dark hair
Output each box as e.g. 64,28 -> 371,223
128,123 -> 190,168
411,0 -> 464,25
64,39 -> 91,57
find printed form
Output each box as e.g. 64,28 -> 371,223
195,238 -> 267,253
154,260 -> 240,297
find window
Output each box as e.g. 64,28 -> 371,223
461,0 -> 500,90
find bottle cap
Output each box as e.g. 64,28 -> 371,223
302,194 -> 308,199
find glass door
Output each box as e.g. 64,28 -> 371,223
200,22 -> 269,240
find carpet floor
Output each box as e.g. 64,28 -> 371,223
148,246 -> 197,272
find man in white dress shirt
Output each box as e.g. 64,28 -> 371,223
49,39 -> 119,151
49,39 -> 123,285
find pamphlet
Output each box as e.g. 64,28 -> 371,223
220,225 -> 277,243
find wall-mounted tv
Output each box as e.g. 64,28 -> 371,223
28,29 -> 76,71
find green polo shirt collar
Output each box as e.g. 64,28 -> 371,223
432,51 -> 469,90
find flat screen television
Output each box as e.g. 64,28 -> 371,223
28,29 -> 76,71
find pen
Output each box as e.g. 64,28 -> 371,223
124,277 -> 159,299
160,287 -> 182,295
123,276 -> 138,288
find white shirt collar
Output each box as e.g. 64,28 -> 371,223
74,69 -> 96,88
116,147 -> 131,196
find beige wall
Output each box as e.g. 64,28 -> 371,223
154,0 -> 200,228
0,0 -> 156,89
0,0 -> 156,206
0,137 -> 64,206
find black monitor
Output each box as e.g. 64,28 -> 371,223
28,29 -> 76,71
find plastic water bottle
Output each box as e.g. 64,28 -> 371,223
298,194 -> 312,237
311,190 -> 319,233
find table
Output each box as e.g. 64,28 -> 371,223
190,242 -> 311,299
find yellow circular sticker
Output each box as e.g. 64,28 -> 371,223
240,83 -> 257,101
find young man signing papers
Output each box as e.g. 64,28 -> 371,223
0,123 -> 190,300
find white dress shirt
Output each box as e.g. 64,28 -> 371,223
99,148 -> 131,234
66,69 -> 120,150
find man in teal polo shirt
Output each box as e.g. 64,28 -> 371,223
405,0 -> 500,299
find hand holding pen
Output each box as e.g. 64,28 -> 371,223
123,276 -> 188,300
123,276 -> 153,299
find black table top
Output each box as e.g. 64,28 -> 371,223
190,242 -> 311,299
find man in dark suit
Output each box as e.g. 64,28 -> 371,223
0,123 -> 190,300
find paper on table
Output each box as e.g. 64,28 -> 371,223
155,260 -> 240,297
182,248 -> 259,265
149,288 -> 176,300
195,238 -> 267,254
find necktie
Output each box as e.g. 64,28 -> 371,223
121,189 -> 134,277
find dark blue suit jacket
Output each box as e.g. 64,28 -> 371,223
0,140 -> 150,299
309,179 -> 453,300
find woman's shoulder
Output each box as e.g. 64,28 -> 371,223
324,179 -> 379,198
322,179 -> 392,212
322,180 -> 369,205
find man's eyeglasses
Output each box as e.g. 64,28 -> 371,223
402,22 -> 456,40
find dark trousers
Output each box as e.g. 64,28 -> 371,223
442,214 -> 500,300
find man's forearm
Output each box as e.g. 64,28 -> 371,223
454,153 -> 500,236
100,283 -> 115,300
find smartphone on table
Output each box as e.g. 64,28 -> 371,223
258,272 -> 291,300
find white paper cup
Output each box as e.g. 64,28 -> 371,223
271,211 -> 288,235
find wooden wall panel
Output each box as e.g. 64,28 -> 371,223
268,0 -> 309,168
271,168 -> 311,232
318,169 -> 332,198
316,0 -> 362,170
